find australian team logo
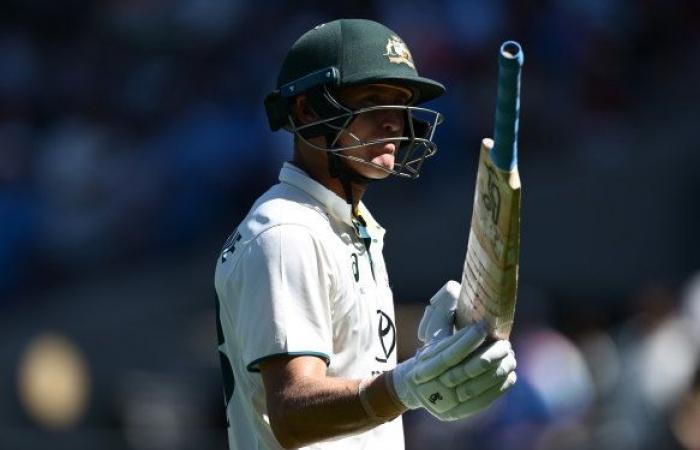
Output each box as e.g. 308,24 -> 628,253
384,35 -> 415,69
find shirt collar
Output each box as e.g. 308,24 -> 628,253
278,162 -> 384,237
279,162 -> 352,225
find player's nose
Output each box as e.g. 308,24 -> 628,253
379,109 -> 404,135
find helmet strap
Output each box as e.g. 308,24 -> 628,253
326,149 -> 374,209
328,152 -> 355,209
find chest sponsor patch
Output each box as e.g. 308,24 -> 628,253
375,309 -> 396,363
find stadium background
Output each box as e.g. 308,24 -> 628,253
1,1 -> 699,449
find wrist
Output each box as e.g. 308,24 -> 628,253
384,369 -> 409,411
357,373 -> 408,424
390,360 -> 420,410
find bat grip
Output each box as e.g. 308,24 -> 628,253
491,41 -> 524,172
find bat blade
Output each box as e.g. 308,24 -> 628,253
456,139 -> 521,338
456,41 -> 524,339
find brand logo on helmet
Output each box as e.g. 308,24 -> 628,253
384,35 -> 415,69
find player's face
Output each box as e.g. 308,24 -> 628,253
334,84 -> 412,179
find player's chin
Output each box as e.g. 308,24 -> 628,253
365,169 -> 392,180
365,154 -> 394,179
349,161 -> 392,180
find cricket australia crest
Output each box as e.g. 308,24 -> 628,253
384,35 -> 415,69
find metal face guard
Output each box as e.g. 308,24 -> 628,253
289,104 -> 443,179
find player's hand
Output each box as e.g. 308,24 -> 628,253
390,281 -> 517,421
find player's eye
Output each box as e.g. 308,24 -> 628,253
356,95 -> 380,108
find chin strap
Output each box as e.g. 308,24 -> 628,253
323,128 -> 376,208
327,150 -> 377,209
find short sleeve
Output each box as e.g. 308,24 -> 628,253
219,224 -> 335,372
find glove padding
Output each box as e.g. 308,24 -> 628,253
392,280 -> 517,421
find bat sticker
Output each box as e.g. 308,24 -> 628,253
483,166 -> 501,225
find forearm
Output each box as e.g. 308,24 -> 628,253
268,372 -> 407,449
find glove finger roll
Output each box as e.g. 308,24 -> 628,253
455,354 -> 516,402
439,358 -> 493,389
438,340 -> 512,387
417,305 -> 434,343
443,371 -> 518,421
418,321 -> 487,362
418,281 -> 459,343
495,351 -> 517,377
412,324 -> 487,383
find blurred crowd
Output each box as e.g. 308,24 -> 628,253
1,0 -> 700,449
3,0 -> 698,301
403,278 -> 700,450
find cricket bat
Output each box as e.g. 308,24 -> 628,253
455,41 -> 524,339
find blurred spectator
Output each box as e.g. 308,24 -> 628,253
0,121 -> 37,300
671,367 -> 700,450
0,1 -> 699,449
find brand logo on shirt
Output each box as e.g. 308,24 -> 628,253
351,253 -> 359,281
375,310 -> 396,363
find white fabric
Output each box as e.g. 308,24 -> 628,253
214,162 -> 403,450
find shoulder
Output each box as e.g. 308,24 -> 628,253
217,183 -> 342,270
242,182 -> 333,239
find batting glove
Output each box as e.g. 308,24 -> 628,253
390,281 -> 517,421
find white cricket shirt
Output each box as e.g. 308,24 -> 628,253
214,162 -> 403,450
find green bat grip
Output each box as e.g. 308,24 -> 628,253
491,41 -> 524,171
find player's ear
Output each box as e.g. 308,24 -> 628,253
292,95 -> 319,125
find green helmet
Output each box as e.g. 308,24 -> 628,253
265,18 -> 446,180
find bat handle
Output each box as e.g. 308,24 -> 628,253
492,41 -> 524,172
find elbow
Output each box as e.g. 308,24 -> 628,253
269,410 -> 301,450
